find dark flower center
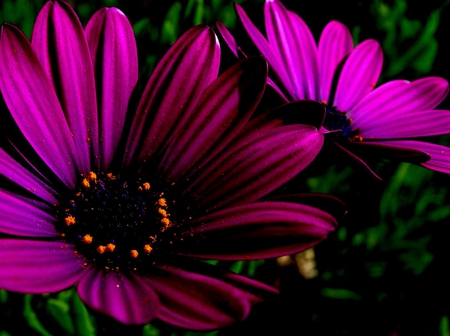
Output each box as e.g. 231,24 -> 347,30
57,172 -> 177,272
323,105 -> 362,142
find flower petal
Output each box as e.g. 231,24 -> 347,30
85,8 -> 138,170
360,109 -> 450,139
32,0 -> 98,171
0,24 -> 79,187
360,140 -> 450,173
175,201 -> 337,260
0,147 -> 58,204
0,190 -> 58,237
350,77 -> 450,134
186,125 -> 324,210
77,268 -> 159,325
235,3 -> 295,96
334,39 -> 383,112
264,0 -> 318,100
124,25 -> 220,166
0,239 -> 87,293
160,57 -> 267,181
215,21 -> 239,57
318,21 -> 353,103
147,260 -> 277,330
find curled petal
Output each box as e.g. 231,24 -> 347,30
77,268 -> 159,325
0,240 -> 87,293
86,7 -> 138,170
148,260 -> 277,330
175,201 -> 337,260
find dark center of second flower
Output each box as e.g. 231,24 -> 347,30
57,172 -> 175,272
322,104 -> 362,142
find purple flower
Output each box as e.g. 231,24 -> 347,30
0,1 -> 339,329
217,0 -> 450,177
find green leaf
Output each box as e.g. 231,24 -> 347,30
23,295 -> 52,336
46,298 -> 75,335
71,292 -> 96,336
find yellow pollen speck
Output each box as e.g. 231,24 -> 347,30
142,182 -> 151,190
75,192 -> 81,197
87,171 -> 97,180
81,178 -> 90,188
157,198 -> 167,207
149,235 -> 156,242
144,244 -> 152,253
158,208 -> 168,217
65,215 -> 76,226
161,217 -> 171,227
82,234 -> 93,244
106,243 -> 116,252
97,245 -> 106,254
130,250 -> 139,258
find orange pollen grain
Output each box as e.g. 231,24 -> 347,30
97,245 -> 106,254
142,182 -> 151,190
144,244 -> 152,253
81,178 -> 90,188
87,171 -> 97,180
350,135 -> 364,142
65,215 -> 76,226
82,234 -> 93,244
106,243 -> 116,252
158,208 -> 168,217
157,198 -> 167,207
161,217 -> 171,227
130,250 -> 139,258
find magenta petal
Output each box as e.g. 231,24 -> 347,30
334,39 -> 383,112
0,148 -> 58,204
0,239 -> 87,293
235,3 -> 295,96
160,57 -> 267,181
0,190 -> 58,237
264,0 -> 318,100
363,140 -> 450,173
176,201 -> 336,260
86,8 -> 138,170
361,109 -> 450,138
124,25 -> 220,166
350,77 -> 450,133
77,268 -> 159,325
187,125 -> 324,210
148,262 -> 277,330
32,1 -> 98,170
318,21 -> 353,103
215,21 -> 239,57
0,24 -> 79,187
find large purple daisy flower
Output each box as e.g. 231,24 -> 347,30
217,0 -> 450,177
0,1 -> 339,329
